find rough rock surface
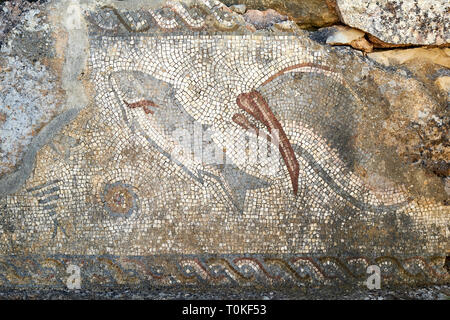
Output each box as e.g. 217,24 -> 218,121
0,0 -> 62,177
335,0 -> 449,46
0,0 -> 47,46
243,8 -> 287,29
222,0 -> 339,28
229,4 -> 246,14
435,76 -> 450,92
0,57 -> 60,176
367,47 -> 449,187
368,48 -> 450,68
315,25 -> 373,52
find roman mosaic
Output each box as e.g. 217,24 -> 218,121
0,0 -> 447,287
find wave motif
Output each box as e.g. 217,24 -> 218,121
88,1 -> 239,33
0,255 -> 447,287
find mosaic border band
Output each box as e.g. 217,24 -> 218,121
0,255 -> 447,288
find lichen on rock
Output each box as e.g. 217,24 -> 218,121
335,0 -> 449,46
0,0 -> 62,177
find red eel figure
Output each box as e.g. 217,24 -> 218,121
123,99 -> 160,114
236,90 -> 299,196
